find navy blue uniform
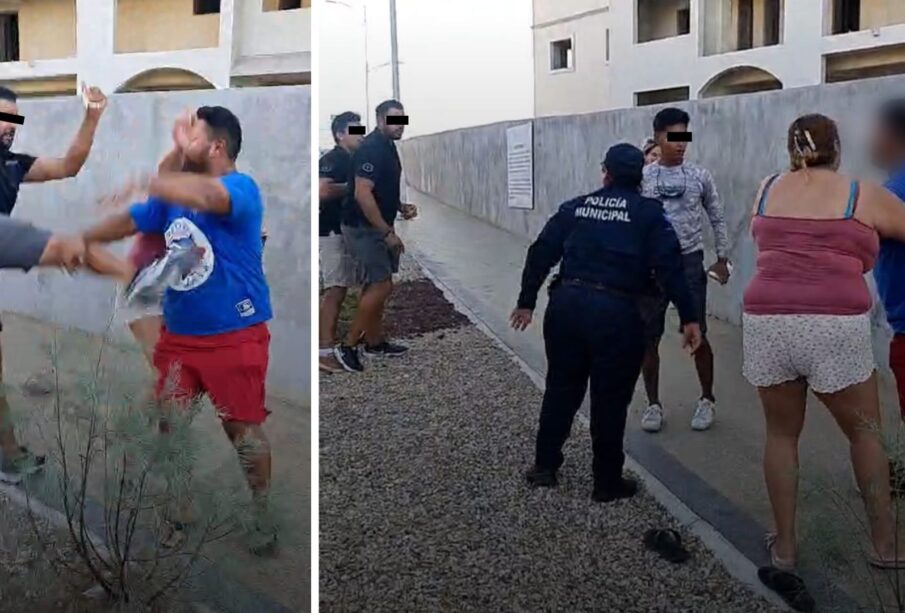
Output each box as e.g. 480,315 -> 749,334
517,184 -> 697,488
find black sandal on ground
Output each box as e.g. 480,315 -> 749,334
757,566 -> 815,612
643,528 -> 690,564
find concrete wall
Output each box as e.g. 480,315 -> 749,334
20,0 -> 76,61
3,85 -> 310,400
398,74 -> 904,364
115,0 -> 220,53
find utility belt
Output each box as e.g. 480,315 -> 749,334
554,276 -> 637,299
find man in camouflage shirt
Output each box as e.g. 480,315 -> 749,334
637,107 -> 730,434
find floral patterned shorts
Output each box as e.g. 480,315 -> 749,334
742,313 -> 875,394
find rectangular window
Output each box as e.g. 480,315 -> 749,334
677,8 -> 691,35
833,0 -> 860,34
0,13 -> 19,63
764,0 -> 781,46
737,0 -> 753,50
605,28 -> 610,62
635,86 -> 690,107
550,38 -> 573,71
194,0 -> 221,15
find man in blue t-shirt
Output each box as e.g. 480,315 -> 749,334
83,106 -> 276,552
870,98 -> 905,493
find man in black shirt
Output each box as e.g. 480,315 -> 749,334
0,83 -> 109,483
319,111 -> 364,373
334,99 -> 417,372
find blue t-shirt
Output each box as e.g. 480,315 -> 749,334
129,171 -> 272,336
874,167 -> 905,334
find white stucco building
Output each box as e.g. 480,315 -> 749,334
534,0 -> 905,116
0,0 -> 310,97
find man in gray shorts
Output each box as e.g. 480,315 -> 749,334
638,108 -> 731,434
333,100 -> 418,372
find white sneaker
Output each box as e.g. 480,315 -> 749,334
691,398 -> 716,431
641,404 -> 664,433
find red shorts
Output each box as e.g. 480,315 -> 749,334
153,323 -> 271,425
890,335 -> 905,422
128,233 -> 167,269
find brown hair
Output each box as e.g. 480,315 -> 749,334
787,114 -> 840,171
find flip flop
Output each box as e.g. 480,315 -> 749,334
643,528 -> 690,564
765,532 -> 796,571
869,555 -> 905,570
758,566 -> 815,612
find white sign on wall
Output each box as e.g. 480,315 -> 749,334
506,122 -> 534,210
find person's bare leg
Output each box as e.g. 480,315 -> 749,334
759,379 -> 808,564
222,421 -> 272,500
129,315 -> 162,369
319,287 -> 347,348
346,279 -> 392,347
816,374 -> 901,560
641,344 -> 661,406
695,338 -> 715,401
0,340 -> 22,460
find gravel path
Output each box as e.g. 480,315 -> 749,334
319,262 -> 779,613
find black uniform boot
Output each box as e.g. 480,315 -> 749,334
592,476 -> 639,503
525,465 -> 558,488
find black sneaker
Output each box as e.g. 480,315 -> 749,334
363,341 -> 409,358
526,466 -> 558,488
592,477 -> 639,503
0,447 -> 46,484
333,345 -> 364,373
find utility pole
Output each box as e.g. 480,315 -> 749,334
389,0 -> 400,100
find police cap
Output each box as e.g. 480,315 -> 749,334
602,143 -> 645,186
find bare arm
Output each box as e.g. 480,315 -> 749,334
354,177 -> 393,235
25,85 -> 107,183
82,211 -> 138,244
147,173 -> 231,215
158,147 -> 185,174
319,178 -> 346,201
24,114 -> 100,182
158,109 -> 192,173
861,182 -> 905,243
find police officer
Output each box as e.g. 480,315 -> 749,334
510,143 -> 702,502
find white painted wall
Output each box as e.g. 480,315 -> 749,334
534,0 -> 905,116
0,0 -> 310,94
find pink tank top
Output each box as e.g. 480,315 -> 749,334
743,176 -> 879,316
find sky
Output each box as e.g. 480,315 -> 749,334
319,0 -> 534,150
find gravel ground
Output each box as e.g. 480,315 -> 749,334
319,260 -> 779,613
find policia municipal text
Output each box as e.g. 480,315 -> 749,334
510,143 -> 702,502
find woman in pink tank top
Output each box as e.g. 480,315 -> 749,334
743,114 -> 905,571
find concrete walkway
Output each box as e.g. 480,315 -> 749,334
397,189 -> 905,610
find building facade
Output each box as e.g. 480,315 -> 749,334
0,0 -> 310,97
534,0 -> 905,116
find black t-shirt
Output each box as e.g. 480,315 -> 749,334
318,146 -> 352,237
0,151 -> 36,216
342,129 -> 401,228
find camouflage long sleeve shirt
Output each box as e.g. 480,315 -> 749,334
641,162 -> 729,259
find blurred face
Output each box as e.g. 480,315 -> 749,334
655,123 -> 688,165
182,118 -> 225,173
644,145 -> 661,166
0,99 -> 19,151
869,119 -> 904,172
380,107 -> 406,140
339,122 -> 364,151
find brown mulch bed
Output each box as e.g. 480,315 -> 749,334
338,279 -> 470,341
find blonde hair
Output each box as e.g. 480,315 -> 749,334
787,114 -> 840,171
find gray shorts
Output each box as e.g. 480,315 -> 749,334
320,233 -> 362,290
341,224 -> 399,285
0,216 -> 51,272
637,250 -> 708,346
